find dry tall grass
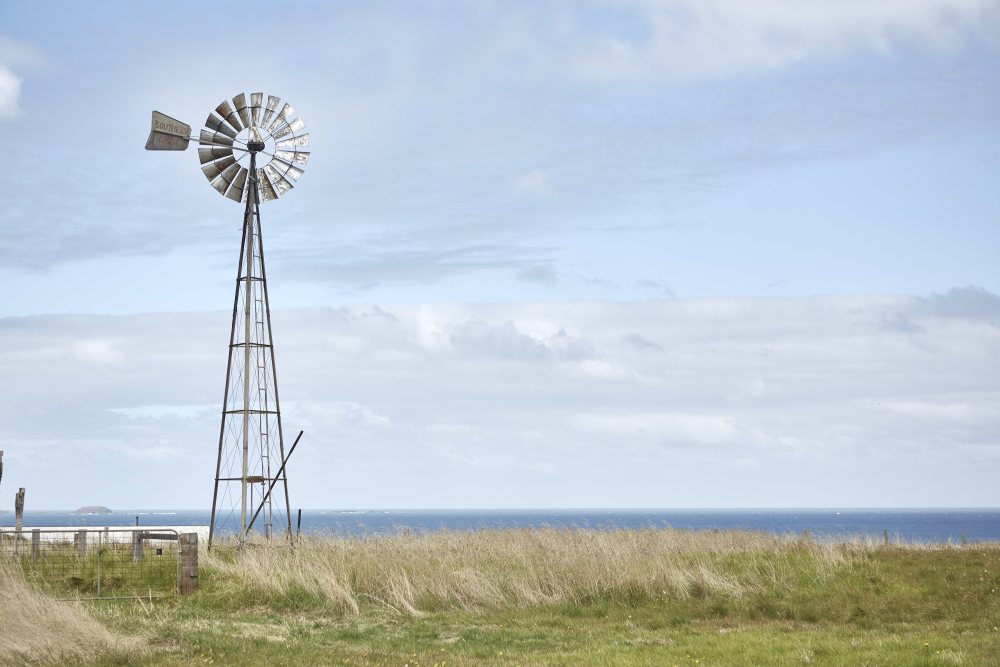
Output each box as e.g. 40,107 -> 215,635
0,558 -> 132,665
205,528 -> 862,616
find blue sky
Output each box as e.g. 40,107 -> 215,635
0,1 -> 998,510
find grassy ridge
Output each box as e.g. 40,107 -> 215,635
0,559 -> 134,665
201,529 -> 853,615
7,529 -> 999,665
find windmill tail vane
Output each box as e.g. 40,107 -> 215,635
145,91 -> 311,549
145,111 -> 191,151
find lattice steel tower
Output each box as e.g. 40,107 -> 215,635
145,92 -> 310,548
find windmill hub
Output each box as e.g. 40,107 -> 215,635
236,126 -> 271,160
245,126 -> 268,154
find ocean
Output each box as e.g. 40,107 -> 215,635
2,508 -> 998,543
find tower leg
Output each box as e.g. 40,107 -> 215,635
253,191 -> 293,536
208,185 -> 251,551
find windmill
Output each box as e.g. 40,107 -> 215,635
146,92 -> 310,548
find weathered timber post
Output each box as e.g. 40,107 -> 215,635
0,450 -> 4,491
75,530 -> 87,557
31,529 -> 40,562
883,529 -> 889,546
14,487 -> 24,555
132,531 -> 144,562
179,532 -> 199,594
962,528 -> 967,546
14,487 -> 24,532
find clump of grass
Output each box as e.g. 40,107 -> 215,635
0,557 -> 136,665
203,528 -> 858,616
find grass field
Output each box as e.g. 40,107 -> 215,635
3,529 -> 999,665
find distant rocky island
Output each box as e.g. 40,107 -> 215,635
74,506 -> 112,515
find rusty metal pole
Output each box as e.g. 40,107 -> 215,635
244,430 -> 302,537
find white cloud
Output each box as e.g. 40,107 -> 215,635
570,411 -> 755,447
297,401 -> 394,432
574,0 -> 1000,82
512,169 -> 552,195
0,65 -> 21,119
449,320 -> 551,361
109,404 -> 214,419
0,35 -> 45,121
0,291 -> 997,509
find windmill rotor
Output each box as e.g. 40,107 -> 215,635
146,90 -> 310,202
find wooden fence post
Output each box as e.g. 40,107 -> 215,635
14,487 -> 24,532
132,531 -> 144,562
75,530 -> 87,557
179,533 -> 199,594
31,529 -> 40,562
14,488 -> 25,555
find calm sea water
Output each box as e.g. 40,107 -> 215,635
2,509 -> 998,543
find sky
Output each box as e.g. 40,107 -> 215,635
0,0 -> 998,510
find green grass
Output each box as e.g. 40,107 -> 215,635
12,541 -> 178,598
24,531 -> 1000,665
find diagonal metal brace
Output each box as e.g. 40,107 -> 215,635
244,430 -> 303,539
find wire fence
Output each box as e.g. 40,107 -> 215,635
0,528 -> 181,599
